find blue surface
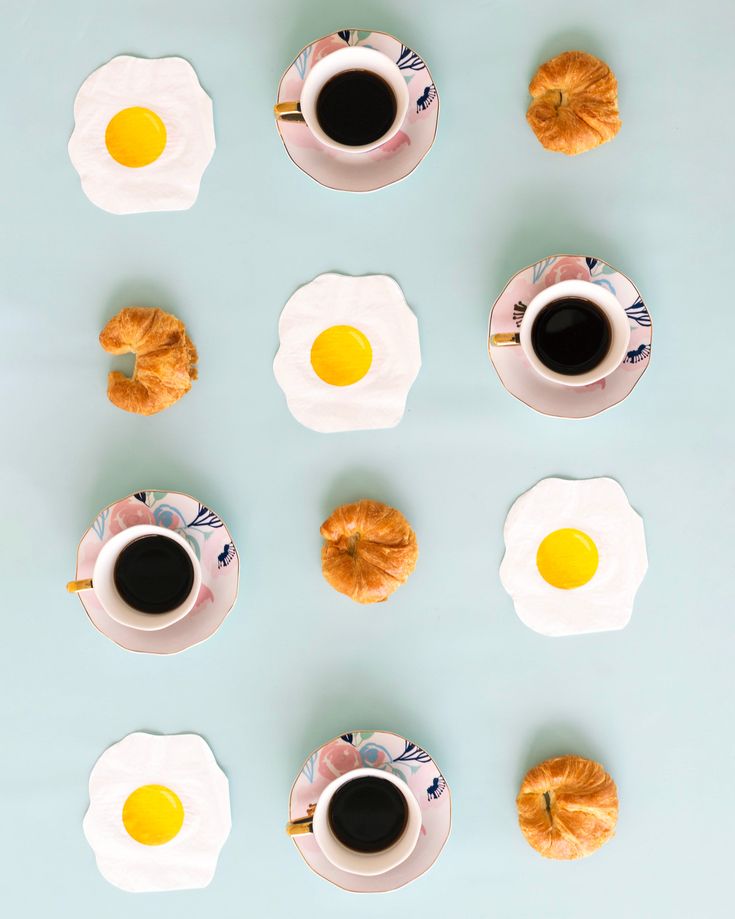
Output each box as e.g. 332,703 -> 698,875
0,1 -> 732,916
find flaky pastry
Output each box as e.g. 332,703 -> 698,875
321,499 -> 418,604
527,51 -> 621,155
517,754 -> 618,859
99,307 -> 198,415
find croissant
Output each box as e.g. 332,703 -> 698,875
99,307 -> 198,415
517,754 -> 618,859
321,499 -> 418,604
527,51 -> 621,155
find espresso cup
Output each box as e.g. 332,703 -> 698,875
66,524 -> 201,631
274,46 -> 410,153
491,279 -> 631,386
286,767 -> 422,876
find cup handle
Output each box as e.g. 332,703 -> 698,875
285,816 -> 314,836
274,101 -> 304,122
490,332 -> 521,347
67,579 -> 93,593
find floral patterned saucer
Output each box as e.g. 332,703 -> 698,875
488,255 -> 652,418
289,730 -> 451,893
72,490 -> 239,654
275,30 -> 439,192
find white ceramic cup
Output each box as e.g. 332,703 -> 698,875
286,767 -> 422,876
274,47 -> 410,153
67,524 -> 201,631
492,279 -> 631,386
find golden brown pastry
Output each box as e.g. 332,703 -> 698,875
527,51 -> 621,155
517,754 -> 618,859
99,307 -> 198,415
321,499 -> 418,604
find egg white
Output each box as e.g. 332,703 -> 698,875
273,273 -> 421,433
83,732 -> 231,892
68,56 -> 215,215
499,477 -> 648,636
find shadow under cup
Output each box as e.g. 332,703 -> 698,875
521,280 -> 631,386
277,47 -> 410,154
77,525 -> 202,631
310,768 -> 422,876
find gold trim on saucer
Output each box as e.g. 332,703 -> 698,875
273,28 -> 439,193
486,254 -> 652,419
287,729 -> 451,893
71,489 -> 240,656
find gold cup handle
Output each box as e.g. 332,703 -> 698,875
274,101 -> 304,122
490,332 -> 521,347
67,579 -> 93,593
285,815 -> 314,837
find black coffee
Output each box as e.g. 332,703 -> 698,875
114,535 -> 194,614
316,70 -> 397,147
328,776 -> 408,853
532,297 -> 612,375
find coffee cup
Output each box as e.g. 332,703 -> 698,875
274,47 -> 409,153
286,767 -> 422,876
490,279 -> 631,386
66,524 -> 201,631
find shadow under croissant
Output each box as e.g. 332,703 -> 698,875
517,722 -> 609,786
320,467 -> 403,518
529,28 -> 611,78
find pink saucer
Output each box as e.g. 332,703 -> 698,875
289,730 -> 451,893
488,255 -> 652,418
275,30 -> 439,192
72,490 -> 239,654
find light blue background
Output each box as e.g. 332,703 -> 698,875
1,1 -> 732,916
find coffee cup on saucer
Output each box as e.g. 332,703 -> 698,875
66,524 -> 201,631
274,46 -> 409,153
286,767 -> 422,876
490,279 -> 630,386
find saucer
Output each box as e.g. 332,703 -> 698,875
289,730 -> 451,893
488,255 -> 652,418
72,490 -> 239,654
275,30 -> 439,192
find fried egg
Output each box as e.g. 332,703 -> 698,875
273,273 -> 421,433
68,56 -> 215,214
83,732 -> 231,892
499,477 -> 647,636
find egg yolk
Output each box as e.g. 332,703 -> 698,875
105,107 -> 167,168
310,325 -> 373,386
536,528 -> 599,589
122,784 -> 184,846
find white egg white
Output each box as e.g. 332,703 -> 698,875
68,56 -> 215,215
273,273 -> 422,433
499,477 -> 648,637
83,732 -> 231,892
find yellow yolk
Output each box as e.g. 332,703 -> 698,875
105,107 -> 167,168
122,784 -> 184,845
536,528 -> 599,589
310,325 -> 373,386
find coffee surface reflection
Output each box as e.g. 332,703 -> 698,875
531,296 -> 612,375
316,70 -> 397,147
113,535 -> 195,614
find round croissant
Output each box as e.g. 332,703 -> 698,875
517,754 -> 618,859
527,51 -> 621,155
99,307 -> 198,415
321,499 -> 418,604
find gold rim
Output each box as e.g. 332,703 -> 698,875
288,728 -> 452,892
273,28 -> 440,193
486,254 -> 653,419
72,488 -> 240,656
